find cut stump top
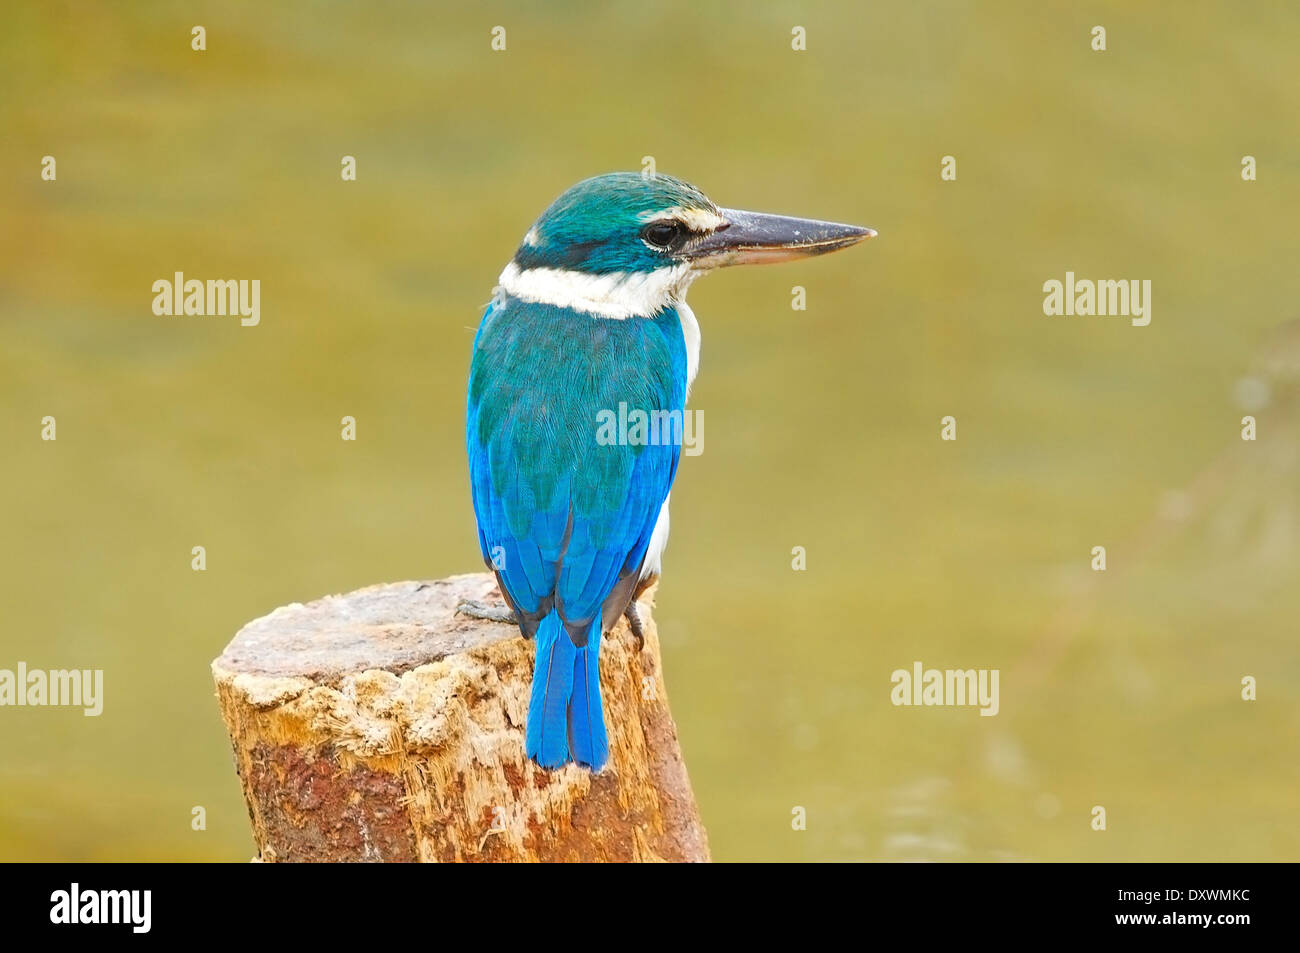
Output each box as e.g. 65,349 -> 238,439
215,573 -> 512,683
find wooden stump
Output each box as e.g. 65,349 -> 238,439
212,573 -> 709,862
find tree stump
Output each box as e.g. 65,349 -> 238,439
212,573 -> 709,862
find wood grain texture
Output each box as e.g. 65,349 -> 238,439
212,573 -> 709,862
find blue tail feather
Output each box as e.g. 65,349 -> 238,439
568,637 -> 608,769
525,612 -> 608,770
526,613 -> 575,768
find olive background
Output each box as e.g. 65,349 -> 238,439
1,1 -> 1297,861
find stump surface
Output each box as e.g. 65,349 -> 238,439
213,573 -> 709,862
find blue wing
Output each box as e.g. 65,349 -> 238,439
466,293 -> 686,643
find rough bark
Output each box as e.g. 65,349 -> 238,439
212,573 -> 709,862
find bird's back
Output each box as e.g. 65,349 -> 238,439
467,293 -> 687,641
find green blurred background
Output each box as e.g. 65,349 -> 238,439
2,1 -> 1297,861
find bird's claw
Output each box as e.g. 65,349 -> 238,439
623,602 -> 646,651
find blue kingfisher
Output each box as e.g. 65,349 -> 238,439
464,172 -> 873,769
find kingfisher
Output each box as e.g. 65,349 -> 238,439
464,172 -> 873,770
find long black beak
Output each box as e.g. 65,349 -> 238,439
685,208 -> 875,267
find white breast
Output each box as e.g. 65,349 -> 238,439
640,495 -> 671,581
677,299 -> 701,392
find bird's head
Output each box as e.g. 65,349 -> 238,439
498,172 -> 874,319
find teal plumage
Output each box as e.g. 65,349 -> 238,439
512,173 -> 716,275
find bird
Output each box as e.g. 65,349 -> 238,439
464,172 -> 874,770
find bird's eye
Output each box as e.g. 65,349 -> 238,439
641,220 -> 685,250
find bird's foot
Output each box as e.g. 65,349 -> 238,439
623,601 -> 645,651
456,600 -> 518,625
